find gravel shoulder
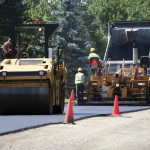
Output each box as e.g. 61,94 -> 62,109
0,109 -> 150,150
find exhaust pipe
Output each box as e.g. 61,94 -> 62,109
133,40 -> 138,65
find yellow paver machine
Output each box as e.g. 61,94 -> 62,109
0,24 -> 66,114
84,21 -> 150,105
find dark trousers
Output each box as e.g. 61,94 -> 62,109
91,68 -> 102,76
76,83 -> 84,104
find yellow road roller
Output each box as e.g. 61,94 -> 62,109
0,24 -> 66,114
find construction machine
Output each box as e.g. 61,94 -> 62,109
0,24 -> 66,114
84,21 -> 150,105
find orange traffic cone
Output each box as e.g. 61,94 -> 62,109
71,89 -> 76,104
64,98 -> 75,124
71,89 -> 75,100
112,95 -> 120,116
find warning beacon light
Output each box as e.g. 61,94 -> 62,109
35,19 -> 40,24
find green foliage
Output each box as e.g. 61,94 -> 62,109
23,0 -> 59,24
55,0 -> 92,97
82,12 -> 107,58
0,0 -> 29,59
86,0 -> 150,31
21,0 -> 60,58
0,0 -> 28,25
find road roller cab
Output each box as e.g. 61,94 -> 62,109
0,24 -> 66,114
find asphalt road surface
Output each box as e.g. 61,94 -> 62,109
0,109 -> 150,150
0,105 -> 150,135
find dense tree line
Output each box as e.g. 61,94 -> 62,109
0,0 -> 28,25
0,0 -> 150,97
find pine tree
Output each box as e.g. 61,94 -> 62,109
56,0 -> 91,97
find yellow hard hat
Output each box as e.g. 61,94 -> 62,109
78,68 -> 83,72
90,48 -> 95,52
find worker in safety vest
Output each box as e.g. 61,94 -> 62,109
88,48 -> 102,75
75,68 -> 85,105
88,48 -> 100,60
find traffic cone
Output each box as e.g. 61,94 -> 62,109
71,89 -> 76,104
71,89 -> 75,100
64,98 -> 75,124
112,95 -> 120,116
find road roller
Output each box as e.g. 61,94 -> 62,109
0,24 -> 66,114
84,21 -> 150,105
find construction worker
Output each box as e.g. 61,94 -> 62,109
75,68 -> 85,105
1,38 -> 12,58
88,48 -> 100,60
88,48 -> 102,75
29,49 -> 37,58
1,37 -> 28,58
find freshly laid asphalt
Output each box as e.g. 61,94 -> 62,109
0,105 -> 150,136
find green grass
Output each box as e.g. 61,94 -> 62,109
65,99 -> 69,102
65,98 -> 77,103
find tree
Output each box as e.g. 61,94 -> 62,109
0,0 -> 28,25
0,0 -> 29,58
86,0 -> 150,32
23,0 -> 59,24
82,2 -> 107,60
18,0 -> 60,58
56,0 -> 92,97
